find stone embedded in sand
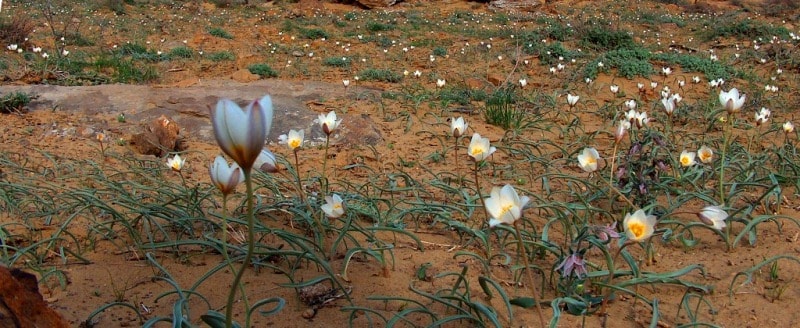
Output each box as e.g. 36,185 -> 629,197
0,267 -> 70,328
487,73 -> 505,86
230,69 -> 260,83
130,114 -> 187,156
356,0 -> 397,9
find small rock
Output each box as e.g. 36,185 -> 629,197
79,127 -> 95,138
130,115 -> 186,156
230,69 -> 260,83
356,0 -> 397,9
292,50 -> 305,57
301,308 -> 316,319
487,73 -> 505,86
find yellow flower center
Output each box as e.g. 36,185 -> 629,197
470,146 -> 484,156
333,203 -> 342,210
586,157 -> 596,165
628,222 -> 645,239
680,156 -> 690,166
290,139 -> 301,149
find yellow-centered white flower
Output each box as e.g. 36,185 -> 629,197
321,194 -> 345,219
784,121 -> 795,133
485,184 -> 530,227
697,145 -> 713,164
679,150 -> 696,167
719,88 -> 746,114
577,147 -> 600,173
697,205 -> 727,230
167,154 -> 185,172
211,95 -> 273,170
279,129 -> 304,151
467,133 -> 496,162
209,156 -> 243,195
317,111 -> 342,136
623,209 -> 656,242
451,116 -> 467,138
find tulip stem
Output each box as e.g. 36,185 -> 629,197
454,136 -> 459,168
720,114 -> 731,250
597,171 -> 636,210
473,161 -> 493,267
608,143 -> 618,207
322,135 -> 330,193
220,195 -> 249,328
295,149 -> 328,253
513,221 -> 545,326
226,169 -> 256,328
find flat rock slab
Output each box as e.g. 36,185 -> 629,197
2,79 -> 381,147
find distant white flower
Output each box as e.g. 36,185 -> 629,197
679,150 -> 696,167
41,52 -> 49,59
624,99 -> 637,111
719,88 -> 746,114
784,121 -> 795,134
650,81 -> 658,89
610,85 -> 619,94
32,46 -> 41,53
755,107 -> 770,126
597,61 -> 604,68
7,44 -> 17,51
519,78 -> 527,87
692,76 -> 701,83
567,94 -> 579,108
167,154 -> 186,172
577,147 -> 600,173
436,79 -> 446,88
697,205 -> 727,231
61,49 -> 69,56
279,129 -> 304,151
698,145 -> 713,164
662,67 -> 672,76
413,70 -> 422,78
342,79 -> 350,87
486,184 -> 529,228
316,111 -> 342,136
321,194 -> 345,219
468,133 -> 496,162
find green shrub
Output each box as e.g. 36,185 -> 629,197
366,21 -> 395,32
653,53 -> 734,81
299,27 -> 329,40
169,46 -> 194,59
703,18 -> 790,41
207,51 -> 235,62
0,91 -> 33,113
359,68 -> 402,83
584,47 -> 653,79
248,63 -> 278,78
484,88 -> 523,131
432,47 -> 447,58
323,57 -> 351,68
581,27 -> 635,51
208,27 -> 234,39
